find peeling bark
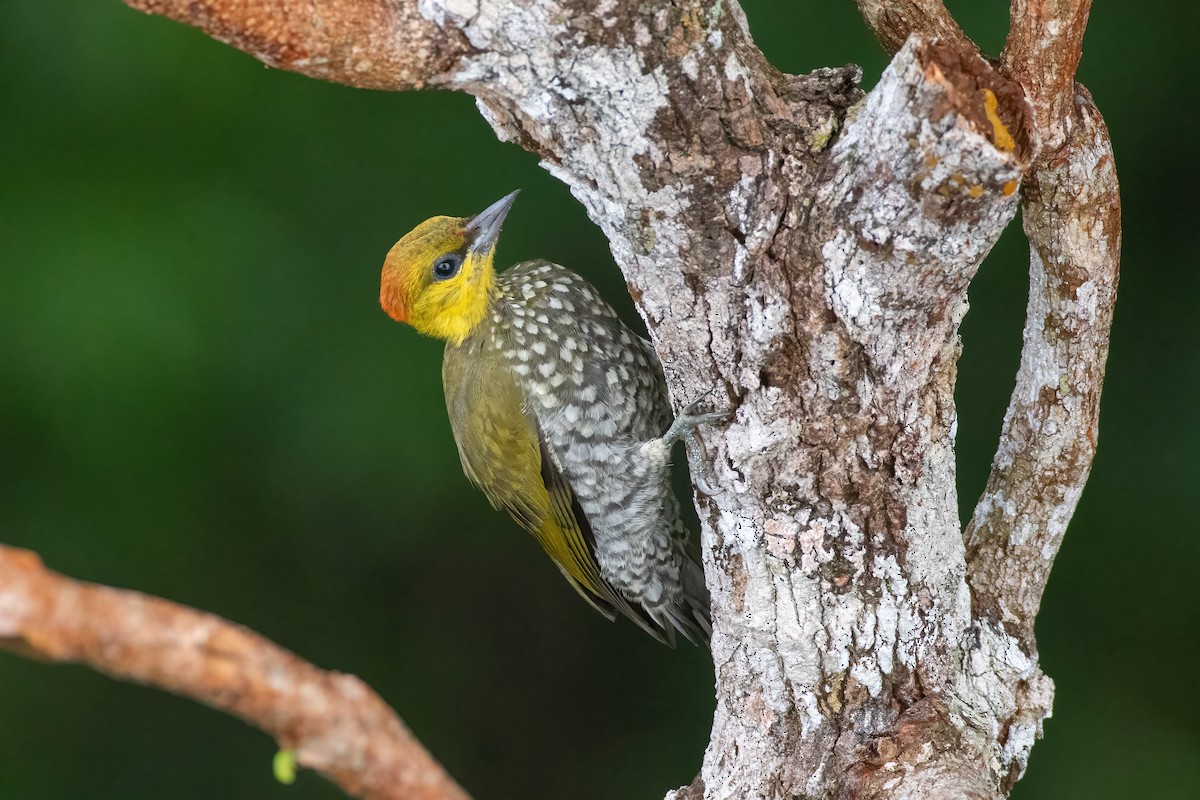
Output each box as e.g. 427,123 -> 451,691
16,1 -> 1118,797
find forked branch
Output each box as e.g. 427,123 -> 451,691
856,0 -> 1118,644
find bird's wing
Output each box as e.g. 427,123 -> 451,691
443,344 -> 667,640
443,348 -> 544,533
535,432 -> 674,644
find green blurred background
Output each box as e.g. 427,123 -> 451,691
1,1 -> 1195,798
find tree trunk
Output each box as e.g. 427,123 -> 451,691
89,2 -> 1122,798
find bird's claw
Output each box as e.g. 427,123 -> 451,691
665,390 -> 732,496
664,392 -> 731,447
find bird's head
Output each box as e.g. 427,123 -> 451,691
380,191 -> 518,345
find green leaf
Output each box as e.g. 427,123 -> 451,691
273,749 -> 297,785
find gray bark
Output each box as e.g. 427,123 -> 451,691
118,1 -> 1121,798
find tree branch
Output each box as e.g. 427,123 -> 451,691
963,0 -> 1117,645
813,36 -> 1025,387
855,0 -> 974,56
857,0 -> 1117,655
964,87 -> 1119,644
1001,0 -> 1092,148
0,545 -> 470,800
123,0 -> 471,90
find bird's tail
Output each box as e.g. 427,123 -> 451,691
660,556 -> 712,646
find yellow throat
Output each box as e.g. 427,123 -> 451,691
379,191 -> 519,346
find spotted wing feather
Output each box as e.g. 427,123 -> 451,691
443,342 -> 666,638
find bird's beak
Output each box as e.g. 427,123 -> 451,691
465,190 -> 519,256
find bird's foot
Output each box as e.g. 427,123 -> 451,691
664,391 -> 731,496
663,407 -> 730,448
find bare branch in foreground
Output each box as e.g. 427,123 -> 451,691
0,545 -> 470,800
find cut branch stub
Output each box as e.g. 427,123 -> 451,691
813,35 -> 1028,387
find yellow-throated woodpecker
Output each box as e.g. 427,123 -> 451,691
379,192 -> 719,645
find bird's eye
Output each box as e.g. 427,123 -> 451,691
433,254 -> 462,281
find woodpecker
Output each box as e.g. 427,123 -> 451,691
379,191 -> 721,645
